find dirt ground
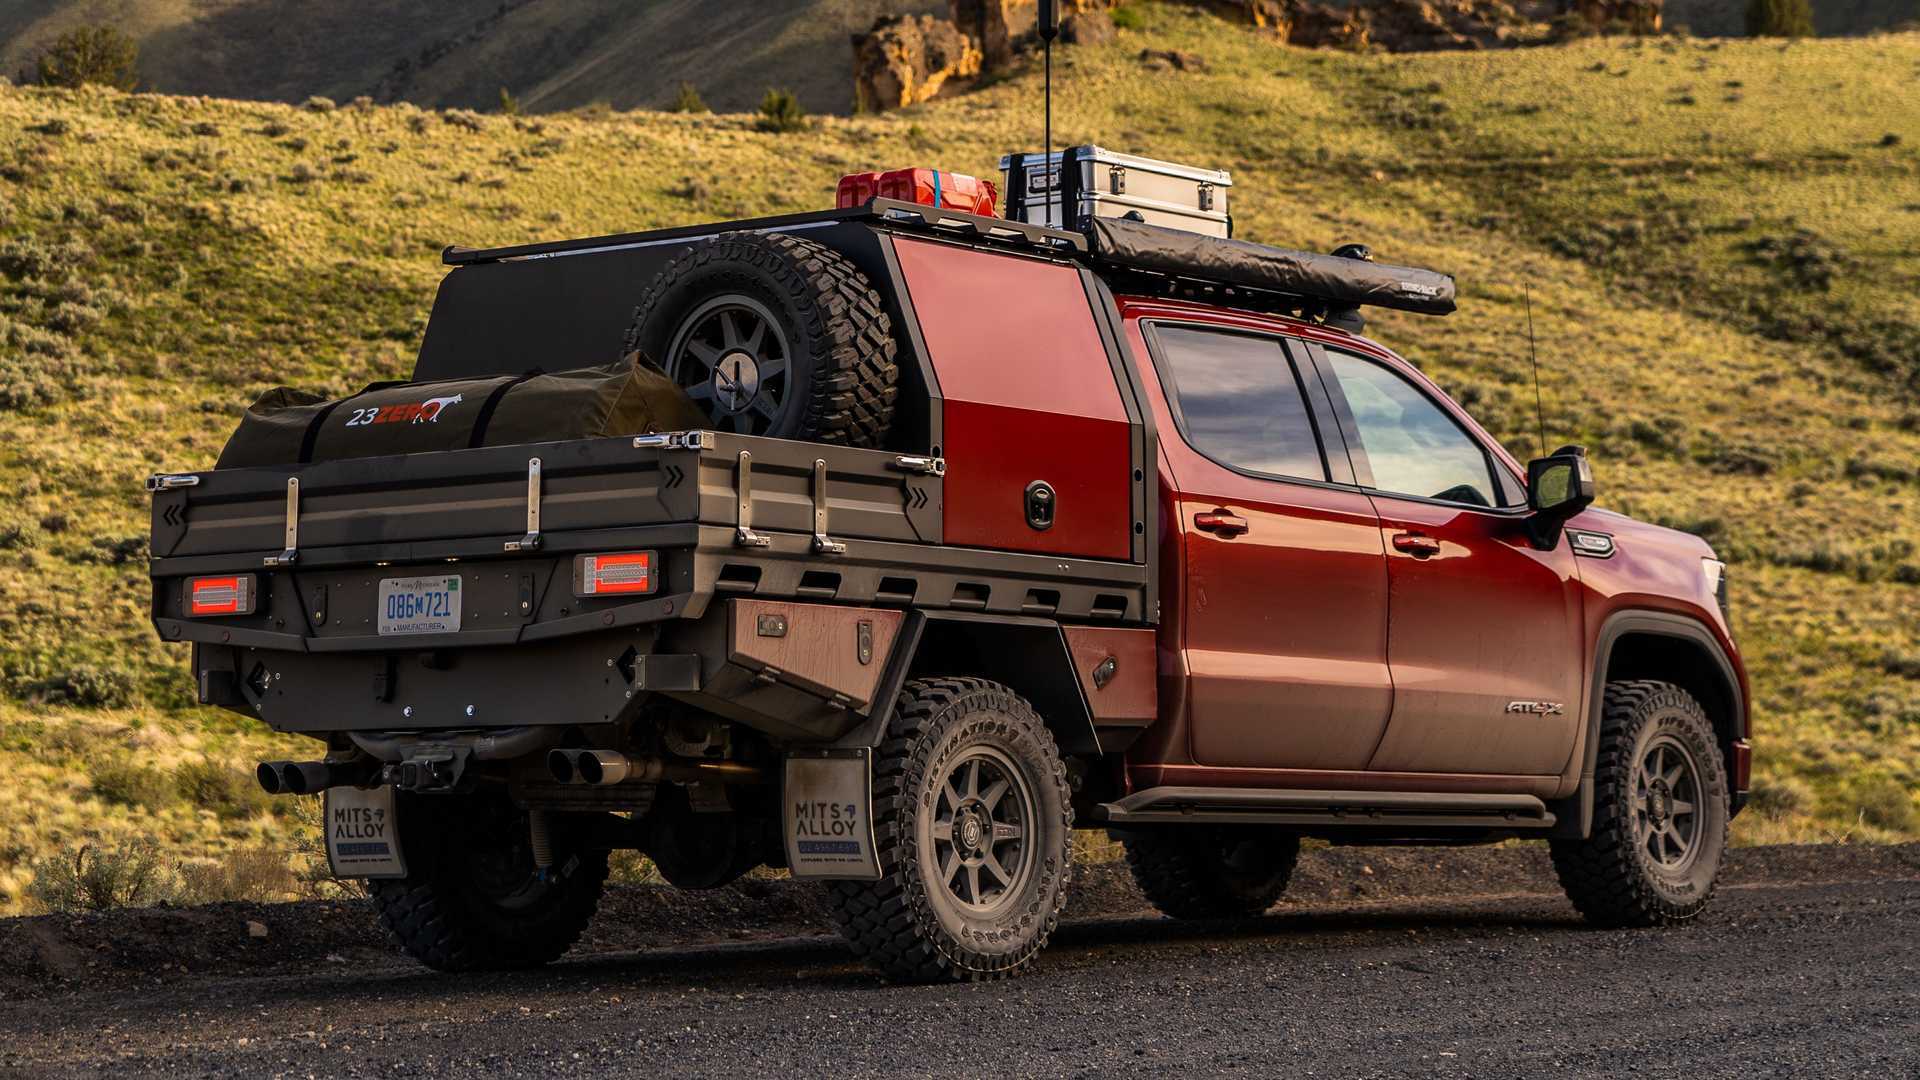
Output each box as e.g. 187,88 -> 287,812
2,843 -> 1915,1077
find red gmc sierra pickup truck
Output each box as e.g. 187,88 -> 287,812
147,181 -> 1750,982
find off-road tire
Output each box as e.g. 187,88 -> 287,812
1550,680 -> 1729,927
1118,826 -> 1300,919
823,678 -> 1073,982
371,792 -> 609,971
623,231 -> 897,447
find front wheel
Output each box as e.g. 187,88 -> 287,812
823,678 -> 1073,982
371,792 -> 608,971
1550,680 -> 1729,927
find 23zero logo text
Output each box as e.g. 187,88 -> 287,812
343,393 -> 465,428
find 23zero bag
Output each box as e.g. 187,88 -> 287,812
215,355 -> 708,469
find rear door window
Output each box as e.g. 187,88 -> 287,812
1323,349 -> 1498,508
1152,325 -> 1327,482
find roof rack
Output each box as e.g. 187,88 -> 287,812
438,200 -> 1454,324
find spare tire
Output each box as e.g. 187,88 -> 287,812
623,231 -> 898,446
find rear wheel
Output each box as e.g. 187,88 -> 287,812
1550,680 -> 1729,927
371,792 -> 608,971
1119,826 -> 1300,919
623,231 -> 898,446
823,678 -> 1073,982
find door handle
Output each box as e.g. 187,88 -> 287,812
1392,531 -> 1441,558
1194,509 -> 1249,537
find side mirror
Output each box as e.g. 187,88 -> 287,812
1526,445 -> 1596,550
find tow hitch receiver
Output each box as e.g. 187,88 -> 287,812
782,749 -> 881,881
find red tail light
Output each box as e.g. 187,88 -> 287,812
573,552 -> 656,597
186,575 -> 256,616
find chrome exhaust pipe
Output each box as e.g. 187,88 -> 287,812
256,759 -> 375,795
548,748 -> 632,786
547,749 -> 768,786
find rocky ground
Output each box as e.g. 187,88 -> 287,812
0,843 -> 1914,1077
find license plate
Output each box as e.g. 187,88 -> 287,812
377,575 -> 462,635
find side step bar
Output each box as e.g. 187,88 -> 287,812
1096,786 -> 1556,830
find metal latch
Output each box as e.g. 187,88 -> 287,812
811,458 -> 845,555
1198,181 -> 1216,212
734,450 -> 770,548
504,457 -> 542,552
146,473 -> 201,492
1108,164 -> 1126,195
264,476 -> 299,567
889,455 -> 947,477
633,430 -> 715,451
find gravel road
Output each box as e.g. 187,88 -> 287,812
2,844 -> 1915,1079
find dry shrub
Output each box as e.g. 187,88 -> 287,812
89,757 -> 177,811
176,846 -> 296,904
26,843 -> 171,912
173,758 -> 272,819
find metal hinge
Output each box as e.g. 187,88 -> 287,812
146,473 -> 201,492
811,458 -> 845,555
264,477 -> 299,567
734,450 -> 770,548
504,457 -> 542,553
889,455 -> 947,477
632,430 -> 715,451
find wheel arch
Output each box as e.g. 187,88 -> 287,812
1552,610 -> 1747,837
834,611 -> 1100,757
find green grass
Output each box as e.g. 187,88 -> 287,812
0,9 -> 1915,909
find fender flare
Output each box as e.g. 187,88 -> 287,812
832,610 -> 1100,756
1550,609 -> 1745,838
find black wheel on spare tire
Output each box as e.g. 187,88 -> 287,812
371,791 -> 608,972
1550,680 -> 1729,928
1118,826 -> 1300,919
823,678 -> 1073,982
623,231 -> 898,446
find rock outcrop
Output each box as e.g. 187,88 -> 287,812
950,0 -> 1118,72
852,14 -> 982,114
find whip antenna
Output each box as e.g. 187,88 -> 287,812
1524,283 -> 1546,459
1038,0 -> 1058,228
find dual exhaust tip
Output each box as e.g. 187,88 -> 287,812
256,759 -> 365,796
547,748 -> 635,786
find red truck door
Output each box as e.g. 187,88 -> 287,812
1308,344 -> 1585,778
1137,321 -> 1393,771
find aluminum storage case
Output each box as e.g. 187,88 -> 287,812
1000,145 -> 1232,237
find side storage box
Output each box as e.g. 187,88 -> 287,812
890,236 -> 1138,564
1001,145 -> 1231,238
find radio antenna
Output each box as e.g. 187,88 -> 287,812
1038,1 -> 1058,228
1524,283 -> 1547,458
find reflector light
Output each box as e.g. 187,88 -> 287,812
187,575 -> 255,617
574,552 -> 656,597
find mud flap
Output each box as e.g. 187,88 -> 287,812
324,785 -> 408,879
782,749 -> 881,881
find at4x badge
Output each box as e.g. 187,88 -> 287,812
1505,700 -> 1566,716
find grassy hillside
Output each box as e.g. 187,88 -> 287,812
0,8 -> 1916,910
0,0 -> 942,114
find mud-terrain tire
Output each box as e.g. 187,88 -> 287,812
623,231 -> 897,446
1118,826 -> 1300,919
823,678 -> 1073,982
371,792 -> 608,971
1550,680 -> 1729,927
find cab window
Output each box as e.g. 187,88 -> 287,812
1324,349 -> 1498,507
1153,326 -> 1326,482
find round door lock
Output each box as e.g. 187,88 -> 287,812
1025,480 -> 1056,532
